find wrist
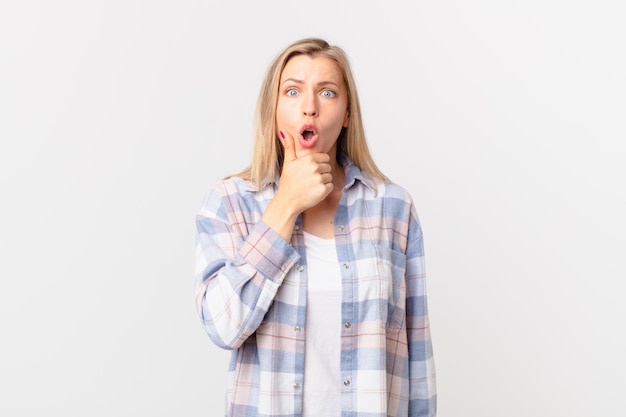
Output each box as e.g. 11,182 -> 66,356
261,197 -> 299,242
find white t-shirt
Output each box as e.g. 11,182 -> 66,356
302,231 -> 342,417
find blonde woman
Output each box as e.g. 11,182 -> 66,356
195,38 -> 436,417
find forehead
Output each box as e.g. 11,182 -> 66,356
280,55 -> 344,85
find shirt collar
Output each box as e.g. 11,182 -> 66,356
341,156 -> 378,195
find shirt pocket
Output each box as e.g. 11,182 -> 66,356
375,244 -> 407,330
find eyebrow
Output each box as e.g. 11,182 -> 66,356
280,78 -> 341,88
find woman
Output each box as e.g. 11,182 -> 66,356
195,38 -> 436,417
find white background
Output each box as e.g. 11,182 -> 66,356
1,1 -> 624,416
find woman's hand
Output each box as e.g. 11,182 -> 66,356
277,131 -> 334,213
260,131 -> 334,241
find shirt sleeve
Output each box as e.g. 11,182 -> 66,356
405,202 -> 437,416
194,182 -> 300,350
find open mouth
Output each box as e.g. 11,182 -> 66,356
299,124 -> 317,141
302,129 -> 315,141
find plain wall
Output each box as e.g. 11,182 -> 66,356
1,1 -> 624,415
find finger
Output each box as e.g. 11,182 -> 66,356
317,163 -> 332,174
312,153 -> 331,163
320,172 -> 333,184
280,130 -> 297,162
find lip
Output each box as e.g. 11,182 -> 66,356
298,124 -> 319,149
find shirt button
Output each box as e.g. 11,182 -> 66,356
343,379 -> 351,386
338,225 -> 344,231
294,326 -> 302,333
294,225 -> 300,231
342,263 -> 350,269
293,382 -> 301,389
297,265 -> 304,272
344,322 -> 351,329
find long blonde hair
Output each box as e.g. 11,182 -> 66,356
232,38 -> 387,186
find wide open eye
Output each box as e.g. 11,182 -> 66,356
286,88 -> 299,97
321,89 -> 336,98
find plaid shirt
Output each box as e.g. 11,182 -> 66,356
195,158 -> 436,417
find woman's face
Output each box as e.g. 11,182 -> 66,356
276,55 -> 349,159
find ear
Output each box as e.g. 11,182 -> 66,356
343,110 -> 349,128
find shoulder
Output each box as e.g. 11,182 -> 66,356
375,179 -> 414,204
200,176 -> 247,202
197,176 -> 260,217
344,157 -> 414,204
198,175 -> 279,216
359,171 -> 416,208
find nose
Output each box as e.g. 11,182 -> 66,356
302,94 -> 318,117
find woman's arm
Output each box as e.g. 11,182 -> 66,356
194,182 -> 300,350
405,204 -> 437,416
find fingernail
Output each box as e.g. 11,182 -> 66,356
279,130 -> 285,139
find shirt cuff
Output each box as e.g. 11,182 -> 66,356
237,221 -> 300,283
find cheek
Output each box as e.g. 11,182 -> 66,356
275,101 -> 293,124
329,111 -> 348,131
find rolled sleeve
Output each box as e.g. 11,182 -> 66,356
195,184 -> 300,350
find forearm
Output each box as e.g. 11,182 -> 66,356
260,193 -> 300,242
